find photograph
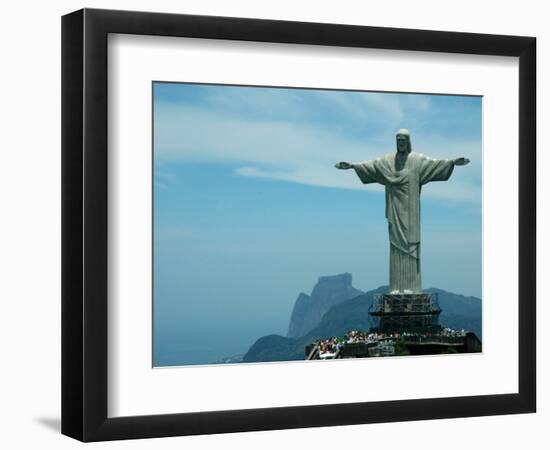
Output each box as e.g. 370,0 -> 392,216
152,82 -> 483,367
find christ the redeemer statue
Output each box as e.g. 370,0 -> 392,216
335,129 -> 470,295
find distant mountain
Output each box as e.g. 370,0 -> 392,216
240,335 -> 304,362
286,273 -> 363,338
243,284 -> 482,363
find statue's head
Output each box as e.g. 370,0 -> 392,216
396,128 -> 411,154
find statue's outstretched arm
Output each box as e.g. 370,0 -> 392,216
336,159 -> 385,185
453,157 -> 470,166
335,161 -> 355,170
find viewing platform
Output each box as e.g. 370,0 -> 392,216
305,329 -> 481,360
304,292 -> 481,361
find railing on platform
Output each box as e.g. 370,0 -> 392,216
306,343 -> 319,360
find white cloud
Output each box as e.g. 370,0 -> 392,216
234,165 -> 369,191
155,95 -> 481,203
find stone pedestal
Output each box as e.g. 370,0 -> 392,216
369,292 -> 441,333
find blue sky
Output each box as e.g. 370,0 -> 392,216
153,82 -> 482,366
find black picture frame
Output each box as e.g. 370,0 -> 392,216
61,8 -> 536,442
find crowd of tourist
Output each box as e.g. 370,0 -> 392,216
314,327 -> 467,359
440,327 -> 467,337
317,337 -> 341,358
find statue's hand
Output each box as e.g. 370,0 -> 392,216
335,161 -> 354,170
454,157 -> 470,166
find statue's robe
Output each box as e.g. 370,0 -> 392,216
353,152 -> 455,293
